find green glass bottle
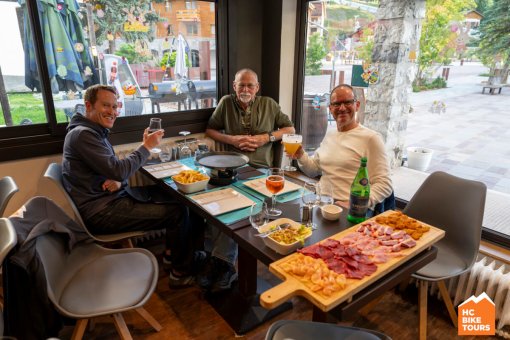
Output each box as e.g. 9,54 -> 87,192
347,157 -> 370,223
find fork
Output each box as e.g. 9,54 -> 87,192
254,223 -> 291,238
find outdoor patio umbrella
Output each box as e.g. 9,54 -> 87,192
21,0 -> 84,93
59,0 -> 97,86
174,33 -> 189,80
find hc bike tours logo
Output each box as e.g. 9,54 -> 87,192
458,292 -> 495,336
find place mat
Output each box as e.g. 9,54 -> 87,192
190,187 -> 256,216
242,177 -> 302,198
234,180 -> 305,203
143,161 -> 192,179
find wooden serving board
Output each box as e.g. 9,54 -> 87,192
260,210 -> 445,312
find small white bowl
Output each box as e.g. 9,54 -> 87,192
260,218 -> 312,255
321,204 -> 343,221
172,176 -> 210,194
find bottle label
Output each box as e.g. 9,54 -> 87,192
358,178 -> 369,186
349,194 -> 369,218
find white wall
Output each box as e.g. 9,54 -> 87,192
279,0 -> 297,119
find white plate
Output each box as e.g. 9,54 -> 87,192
143,161 -> 191,179
243,177 -> 301,197
191,188 -> 255,216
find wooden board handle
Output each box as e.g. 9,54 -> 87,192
260,279 -> 301,310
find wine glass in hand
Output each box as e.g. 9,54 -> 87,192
266,168 -> 285,216
249,202 -> 269,232
302,181 -> 320,229
148,118 -> 162,153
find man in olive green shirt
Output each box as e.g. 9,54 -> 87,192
201,68 -> 295,292
206,68 -> 295,168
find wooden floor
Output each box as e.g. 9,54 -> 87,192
56,247 -> 502,340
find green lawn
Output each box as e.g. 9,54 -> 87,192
0,92 -> 67,126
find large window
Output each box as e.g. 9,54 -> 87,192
297,0 -> 510,247
298,0 -> 376,152
0,2 -> 49,127
0,0 -> 219,160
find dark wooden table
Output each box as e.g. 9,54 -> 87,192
140,166 -> 437,333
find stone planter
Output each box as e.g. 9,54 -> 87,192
407,147 -> 433,171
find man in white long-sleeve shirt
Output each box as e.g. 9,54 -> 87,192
290,84 -> 393,212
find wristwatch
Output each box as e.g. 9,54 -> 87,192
268,132 -> 276,143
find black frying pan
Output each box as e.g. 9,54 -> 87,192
196,151 -> 249,171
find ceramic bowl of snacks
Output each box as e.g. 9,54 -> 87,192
259,218 -> 312,255
172,170 -> 210,194
320,204 -> 342,221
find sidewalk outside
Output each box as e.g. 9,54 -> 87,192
306,61 -> 510,195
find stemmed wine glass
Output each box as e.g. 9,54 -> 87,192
179,131 -> 192,159
266,168 -> 285,216
301,181 -> 321,229
148,118 -> 162,154
282,134 -> 302,171
249,202 -> 269,231
318,181 -> 334,206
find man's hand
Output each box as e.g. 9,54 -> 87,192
236,134 -> 270,152
287,145 -> 305,159
142,127 -> 164,151
102,179 -> 122,193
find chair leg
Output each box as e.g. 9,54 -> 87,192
112,313 -> 133,340
71,319 -> 89,340
135,307 -> 162,331
437,280 -> 458,327
419,280 -> 428,340
88,318 -> 96,332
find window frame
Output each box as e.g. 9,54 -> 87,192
293,0 -> 510,250
0,0 -> 224,162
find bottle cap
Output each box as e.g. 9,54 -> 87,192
360,157 -> 367,165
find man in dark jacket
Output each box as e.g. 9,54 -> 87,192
62,84 -> 200,286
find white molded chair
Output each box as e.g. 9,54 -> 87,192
44,163 -> 145,246
403,171 -> 486,340
36,231 -> 161,340
0,176 -> 19,217
0,218 -> 17,336
265,320 -> 391,340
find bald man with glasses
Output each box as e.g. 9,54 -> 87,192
289,84 -> 393,214
202,68 -> 294,293
206,68 -> 295,168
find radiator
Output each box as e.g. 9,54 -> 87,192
423,255 -> 510,337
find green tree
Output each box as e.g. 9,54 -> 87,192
160,51 -> 191,68
416,0 -> 476,85
354,27 -> 374,64
89,0 -> 160,53
476,0 -> 510,76
474,0 -> 493,15
116,44 -> 151,64
305,33 -> 327,76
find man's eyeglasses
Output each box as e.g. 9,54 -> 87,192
236,83 -> 258,90
330,99 -> 356,108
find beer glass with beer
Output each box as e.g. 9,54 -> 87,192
266,168 -> 285,216
282,134 -> 302,171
